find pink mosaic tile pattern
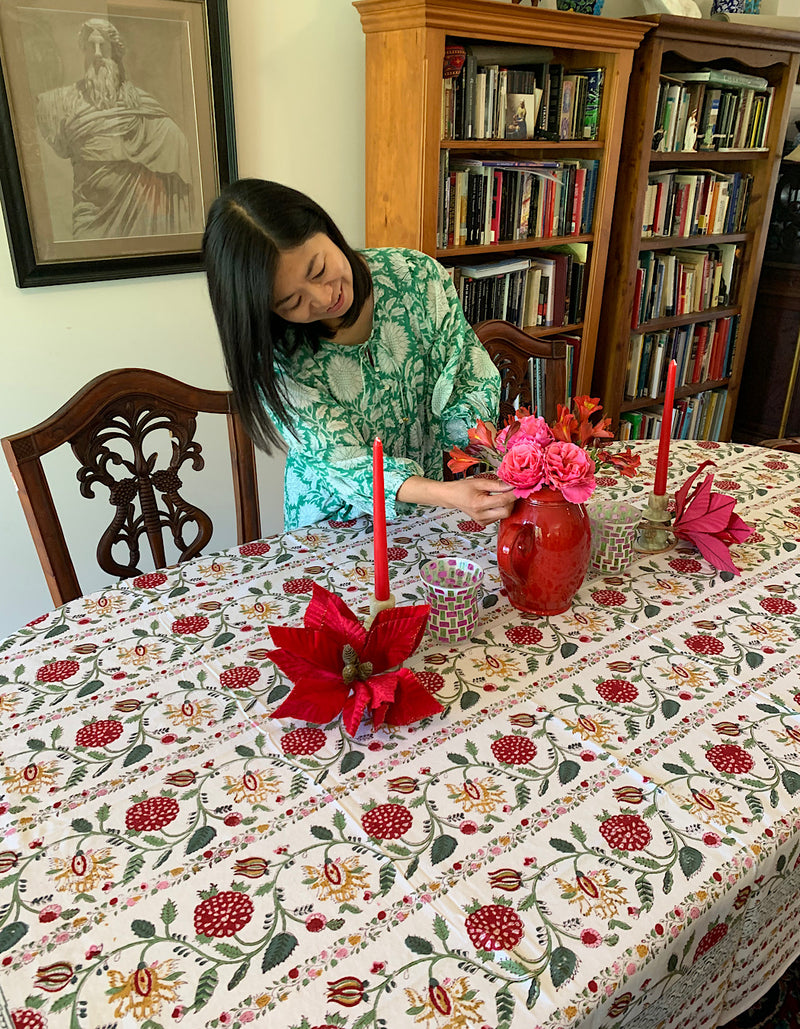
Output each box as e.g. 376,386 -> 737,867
419,556 -> 483,641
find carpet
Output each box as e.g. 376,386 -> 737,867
725,957 -> 800,1029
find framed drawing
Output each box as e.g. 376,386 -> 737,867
0,0 -> 236,286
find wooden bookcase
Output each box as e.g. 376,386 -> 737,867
593,15 -> 800,442
354,0 -> 646,398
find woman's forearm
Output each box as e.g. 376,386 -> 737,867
395,475 -> 453,508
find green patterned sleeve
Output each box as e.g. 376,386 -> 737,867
424,258 -> 500,447
277,378 -> 424,521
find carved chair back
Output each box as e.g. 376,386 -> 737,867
443,320 -> 569,480
475,319 -> 568,425
3,368 -> 261,607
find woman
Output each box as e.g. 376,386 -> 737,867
203,178 -> 515,530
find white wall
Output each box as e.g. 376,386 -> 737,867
0,0 -> 366,636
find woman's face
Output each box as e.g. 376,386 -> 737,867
271,233 -> 353,327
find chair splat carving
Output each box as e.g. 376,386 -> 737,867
2,369 -> 262,607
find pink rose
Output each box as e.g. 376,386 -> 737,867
544,441 -> 596,503
497,441 -> 547,497
496,415 -> 553,454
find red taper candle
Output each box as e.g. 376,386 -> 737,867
654,359 -> 677,496
372,438 -> 390,601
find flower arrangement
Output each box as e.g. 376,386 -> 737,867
448,396 -> 640,505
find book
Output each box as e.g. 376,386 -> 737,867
582,68 -> 604,140
670,68 -> 769,90
505,91 -> 542,141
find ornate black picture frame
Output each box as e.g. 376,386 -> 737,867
0,0 -> 236,286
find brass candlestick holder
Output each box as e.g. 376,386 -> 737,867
635,491 -> 673,554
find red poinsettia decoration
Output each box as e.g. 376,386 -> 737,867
672,461 -> 753,575
267,585 -> 442,736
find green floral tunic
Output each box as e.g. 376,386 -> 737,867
275,247 -> 500,530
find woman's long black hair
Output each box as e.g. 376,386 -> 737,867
203,179 -> 372,453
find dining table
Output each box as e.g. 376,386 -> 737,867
1,439 -> 800,1029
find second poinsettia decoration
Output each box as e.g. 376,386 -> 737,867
448,396 -> 640,503
267,585 -> 442,736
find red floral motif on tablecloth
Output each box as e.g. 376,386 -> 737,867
491,735 -> 537,765
281,727 -> 326,755
75,719 -> 123,747
760,597 -> 797,615
132,572 -> 168,588
362,804 -> 413,840
465,903 -> 524,951
505,625 -> 543,645
171,615 -> 209,635
597,679 -> 638,703
125,796 -> 180,832
239,541 -> 271,556
591,590 -> 626,607
219,665 -> 261,689
599,813 -> 652,851
36,660 -> 79,682
194,890 -> 254,937
706,744 -> 754,775
282,578 -> 315,595
686,634 -> 724,655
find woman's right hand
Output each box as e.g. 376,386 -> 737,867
443,475 -> 516,526
396,474 -> 516,526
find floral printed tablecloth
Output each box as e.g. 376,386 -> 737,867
2,440 -> 800,1029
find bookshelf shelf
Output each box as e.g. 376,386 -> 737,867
649,149 -> 767,164
621,378 -> 731,413
436,233 -> 593,259
442,140 -> 605,153
355,0 -> 646,398
638,304 -> 740,332
594,13 -> 800,443
638,232 -> 750,252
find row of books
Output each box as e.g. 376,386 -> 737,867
619,389 -> 727,443
450,248 -> 587,329
442,44 -> 604,142
437,157 -> 599,249
632,244 -> 741,327
624,316 -> 739,400
642,168 -> 752,238
652,67 -> 774,153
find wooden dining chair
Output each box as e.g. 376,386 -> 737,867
760,437 -> 800,454
2,368 -> 262,607
474,319 -> 568,425
444,319 -> 569,480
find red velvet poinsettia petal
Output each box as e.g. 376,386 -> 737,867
268,627 -> 349,675
267,637 -> 346,687
362,604 -> 430,670
342,681 -> 372,737
382,668 -> 444,727
364,672 -> 402,728
303,584 -> 367,650
272,677 -> 351,724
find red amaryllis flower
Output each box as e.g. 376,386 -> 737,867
595,446 -> 641,478
672,461 -> 753,575
267,585 -> 441,736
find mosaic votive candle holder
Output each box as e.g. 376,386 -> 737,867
587,500 -> 642,575
420,557 -> 484,642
